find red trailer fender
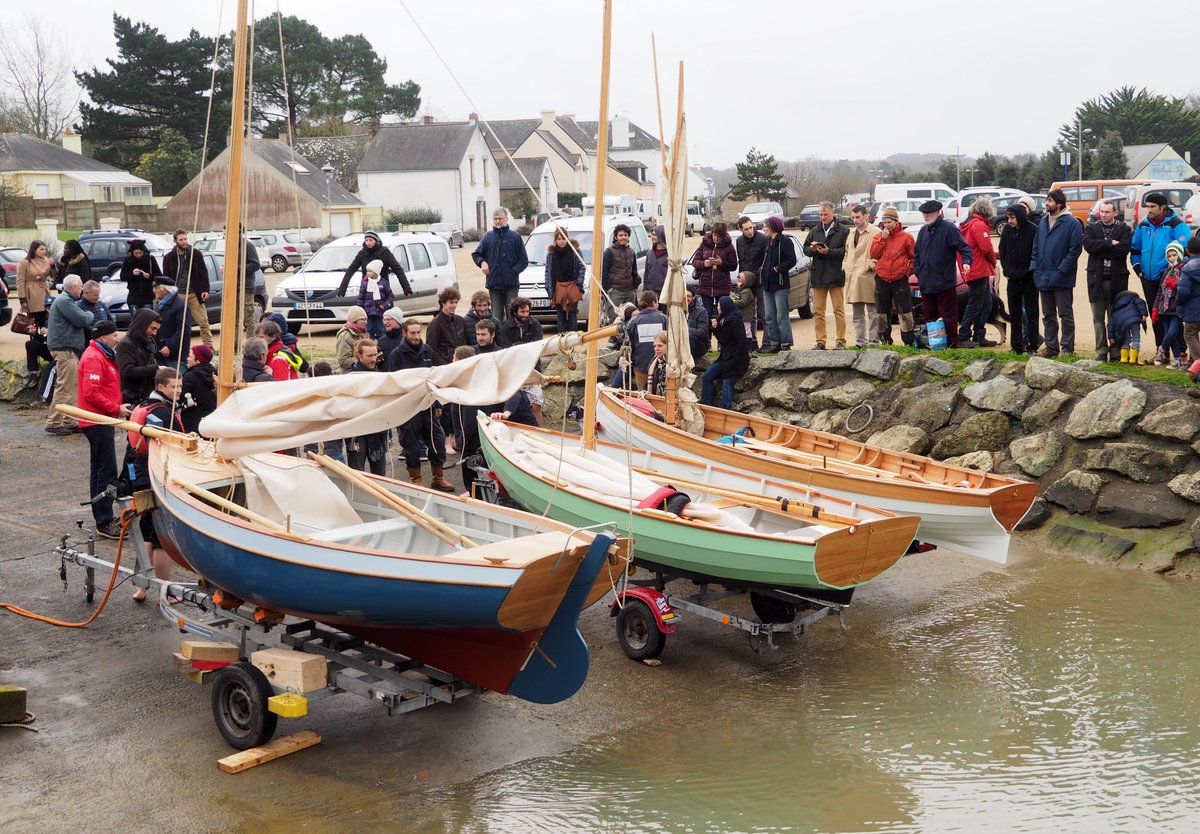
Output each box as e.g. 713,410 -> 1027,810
610,586 -> 679,634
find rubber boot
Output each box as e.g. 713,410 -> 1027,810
900,329 -> 916,346
429,465 -> 455,493
407,466 -> 423,486
1129,348 -> 1139,365
1120,347 -> 1129,364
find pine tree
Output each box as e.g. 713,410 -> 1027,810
729,147 -> 786,202
1093,130 -> 1128,179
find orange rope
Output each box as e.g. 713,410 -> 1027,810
0,509 -> 136,627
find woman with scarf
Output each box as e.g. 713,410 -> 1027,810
59,239 -> 92,281
689,221 -> 738,320
700,295 -> 750,410
544,227 -> 585,333
335,305 -> 368,372
355,258 -> 394,340
119,239 -> 161,313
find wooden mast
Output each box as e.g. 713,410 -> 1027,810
581,0 -> 613,450
216,0 -> 251,405
663,64 -> 685,427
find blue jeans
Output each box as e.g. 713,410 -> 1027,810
763,288 -> 791,347
1120,327 -> 1141,351
490,287 -> 518,322
700,359 -> 736,409
556,305 -> 578,333
366,315 -> 385,341
1162,316 -> 1185,360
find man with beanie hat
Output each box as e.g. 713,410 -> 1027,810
356,257 -> 394,340
152,274 -> 190,369
1131,191 -> 1190,355
378,307 -> 406,363
336,230 -> 412,298
76,318 -> 129,538
869,207 -> 917,345
180,343 -> 217,434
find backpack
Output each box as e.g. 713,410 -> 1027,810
127,399 -> 175,454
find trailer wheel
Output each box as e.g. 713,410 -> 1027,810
615,600 -> 666,661
211,662 -> 278,750
750,592 -> 797,624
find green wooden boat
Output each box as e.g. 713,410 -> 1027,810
478,417 -> 918,593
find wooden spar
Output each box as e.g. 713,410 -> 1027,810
55,405 -> 198,451
581,0 -> 614,451
172,478 -> 297,535
217,0 -> 251,406
663,63 -> 686,428
307,452 -> 476,549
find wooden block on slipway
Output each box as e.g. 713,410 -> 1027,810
180,640 -> 239,662
0,685 -> 28,724
250,648 -> 327,693
217,731 -> 322,773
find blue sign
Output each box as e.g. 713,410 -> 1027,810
1145,159 -> 1194,180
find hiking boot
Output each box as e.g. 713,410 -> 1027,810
1154,350 -> 1167,366
978,338 -> 998,348
1036,346 -> 1058,358
429,466 -> 455,493
95,522 -> 122,540
758,343 -> 780,355
834,339 -> 847,350
778,344 -> 791,351
813,341 -> 826,350
958,339 -> 979,349
406,466 -> 423,486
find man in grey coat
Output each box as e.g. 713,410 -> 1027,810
45,275 -> 94,434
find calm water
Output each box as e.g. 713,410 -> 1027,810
426,545 -> 1200,833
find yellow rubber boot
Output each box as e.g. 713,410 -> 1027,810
1120,348 -> 1129,364
1128,348 -> 1139,365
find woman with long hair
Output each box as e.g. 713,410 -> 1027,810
59,239 -> 92,281
17,239 -> 55,329
544,227 -> 585,333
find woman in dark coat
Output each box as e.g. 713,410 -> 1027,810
543,228 -> 585,333
700,295 -> 749,410
689,222 -> 738,319
179,344 -> 217,435
119,239 -> 161,312
59,239 -> 92,281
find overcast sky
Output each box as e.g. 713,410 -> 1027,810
45,0 -> 1199,168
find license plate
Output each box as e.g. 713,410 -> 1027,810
293,302 -> 324,310
530,298 -> 552,309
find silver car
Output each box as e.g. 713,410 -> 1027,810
248,230 -> 314,272
429,222 -> 464,248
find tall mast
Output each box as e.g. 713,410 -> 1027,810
217,0 -> 251,404
581,0 -> 613,450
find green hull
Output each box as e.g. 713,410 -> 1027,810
480,428 -> 831,590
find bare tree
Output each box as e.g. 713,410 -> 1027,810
0,16 -> 79,141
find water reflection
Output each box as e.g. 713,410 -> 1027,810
440,548 -> 1200,833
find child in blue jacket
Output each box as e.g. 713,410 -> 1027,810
1107,290 -> 1148,365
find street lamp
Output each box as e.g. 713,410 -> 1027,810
321,163 -> 335,205
1077,117 -> 1093,180
965,167 -> 975,188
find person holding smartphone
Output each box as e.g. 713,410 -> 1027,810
120,238 -> 161,314
802,202 -> 850,349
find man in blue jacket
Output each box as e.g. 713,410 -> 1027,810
1131,192 -> 1191,354
1031,189 -> 1083,357
913,200 -> 971,348
472,207 -> 528,321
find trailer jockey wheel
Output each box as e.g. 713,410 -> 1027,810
211,662 -> 278,750
615,600 -> 666,661
749,592 -> 797,624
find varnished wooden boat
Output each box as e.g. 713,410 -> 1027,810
594,386 -> 1038,564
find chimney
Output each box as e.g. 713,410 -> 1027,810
540,110 -> 556,130
468,112 -> 479,123
422,115 -> 434,125
562,112 -> 575,123
61,129 -> 83,155
611,115 -> 632,150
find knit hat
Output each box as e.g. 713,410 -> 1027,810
1166,240 -> 1186,262
92,320 -> 118,338
127,238 -> 147,252
764,216 -> 785,233
366,259 -> 384,276
153,274 -> 175,286
1146,192 -> 1169,208
382,308 -> 404,325
191,344 -> 213,363
882,206 -> 901,222
347,305 -> 367,323
1017,196 -> 1037,213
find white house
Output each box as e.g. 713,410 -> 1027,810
1123,143 -> 1199,181
357,121 -> 500,230
495,156 -> 558,218
0,131 -> 152,203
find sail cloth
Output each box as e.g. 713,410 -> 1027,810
201,335 -> 581,458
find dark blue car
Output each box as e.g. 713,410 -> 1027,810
97,252 -> 267,330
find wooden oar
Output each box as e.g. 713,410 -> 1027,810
307,453 -> 476,550
171,477 -> 305,538
731,435 -> 913,481
55,405 -> 198,451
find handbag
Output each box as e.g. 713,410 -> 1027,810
10,310 -> 37,336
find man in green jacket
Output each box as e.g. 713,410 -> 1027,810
45,275 -> 94,435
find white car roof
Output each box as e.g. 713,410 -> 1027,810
527,214 -> 640,235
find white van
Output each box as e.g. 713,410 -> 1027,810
273,231 -> 457,334
685,200 -> 704,236
943,187 -> 1026,224
874,182 -> 957,205
583,194 -> 638,216
517,215 -> 650,330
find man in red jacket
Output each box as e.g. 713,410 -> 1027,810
77,320 -> 131,539
869,207 -> 917,345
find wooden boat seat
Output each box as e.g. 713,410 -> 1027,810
308,517 -> 415,543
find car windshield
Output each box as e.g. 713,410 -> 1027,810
525,231 -> 594,266
743,203 -> 776,214
430,223 -> 450,233
299,244 -> 363,272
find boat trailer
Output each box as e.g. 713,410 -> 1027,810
54,500 -> 479,751
609,571 -> 854,661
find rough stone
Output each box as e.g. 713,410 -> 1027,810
773,350 -> 858,372
0,362 -> 35,402
1193,516 -> 1200,550
1009,432 -> 1064,477
865,424 -> 930,455
1096,482 -> 1191,528
1001,361 -> 1027,376
810,409 -> 849,434
895,382 -> 960,434
1013,496 -> 1052,531
964,358 -> 998,381
759,375 -> 806,410
1024,356 -> 1068,389
930,410 -> 1011,459
897,356 -> 927,379
1046,524 -> 1137,561
1021,389 -> 1073,432
924,357 -> 955,377
1064,379 -> 1146,439
1063,368 -> 1110,397
1072,359 -> 1102,370
963,376 -> 1034,417
942,450 -> 994,471
807,378 -> 877,413
1044,469 -> 1104,514
796,370 -> 830,393
852,349 -> 899,380
1083,442 -> 1189,484
1137,398 -> 1200,442
1168,471 -> 1200,503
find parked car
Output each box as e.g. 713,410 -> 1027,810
96,252 -> 268,330
1086,196 -> 1128,224
274,231 -> 457,334
990,194 -> 1047,233
1124,182 -> 1200,227
862,201 -> 882,224
797,204 -> 821,231
78,230 -> 173,278
942,187 -> 1026,224
248,230 -> 314,272
518,214 -> 649,330
429,222 -> 464,248
0,270 -> 9,328
740,201 -> 784,229
682,232 -> 813,319
0,246 -> 24,291
879,199 -> 929,228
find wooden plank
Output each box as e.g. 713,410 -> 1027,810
181,640 -> 240,662
217,730 -> 322,773
251,648 -> 327,694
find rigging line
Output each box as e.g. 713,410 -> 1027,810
274,1 -> 315,357
170,0 -> 226,429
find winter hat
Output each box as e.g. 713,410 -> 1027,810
153,275 -> 176,287
1017,196 -> 1037,213
764,216 -> 785,233
1166,241 -> 1186,262
1146,192 -> 1169,207
347,305 -> 368,323
882,206 -> 901,222
92,320 -> 118,338
918,200 -> 943,214
191,344 -> 214,363
366,259 -> 384,276
382,308 -> 405,326
127,238 -> 147,252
